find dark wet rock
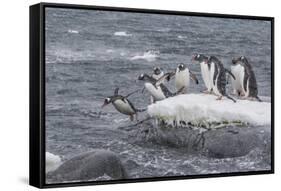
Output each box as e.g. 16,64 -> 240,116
47,149 -> 128,183
203,126 -> 271,158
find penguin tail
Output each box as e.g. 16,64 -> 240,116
173,86 -> 185,96
225,94 -> 236,103
136,108 -> 147,113
255,96 -> 262,102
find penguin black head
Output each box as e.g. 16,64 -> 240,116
207,56 -> 219,64
231,57 -> 238,65
138,73 -> 145,80
239,56 -> 248,63
192,53 -> 208,63
153,67 -> 161,75
232,56 -> 248,65
178,63 -> 186,71
101,97 -> 112,108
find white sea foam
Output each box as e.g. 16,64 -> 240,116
130,50 -> 159,62
46,152 -> 62,173
147,94 -> 271,126
114,31 -> 132,36
67,29 -> 79,34
106,49 -> 114,53
177,35 -> 186,39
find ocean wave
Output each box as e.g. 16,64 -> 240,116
67,29 -> 79,34
130,50 -> 159,62
114,31 -> 132,36
177,35 -> 186,39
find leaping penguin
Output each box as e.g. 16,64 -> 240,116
152,67 -> 164,80
138,73 -> 179,102
192,53 -> 212,93
207,56 -> 236,103
174,63 -> 199,94
101,88 -> 144,121
232,56 -> 261,101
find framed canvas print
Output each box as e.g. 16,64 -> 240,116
29,2 -> 274,188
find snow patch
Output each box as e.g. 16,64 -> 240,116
46,152 -> 62,173
147,94 -> 271,126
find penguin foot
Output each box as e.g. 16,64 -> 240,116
201,89 -> 211,94
216,96 -> 223,100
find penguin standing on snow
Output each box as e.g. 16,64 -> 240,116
101,88 -> 144,121
207,56 -> 236,102
232,56 -> 261,101
192,53 -> 212,93
230,57 -> 246,97
174,63 -> 199,94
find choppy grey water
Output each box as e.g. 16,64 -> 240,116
45,8 -> 272,183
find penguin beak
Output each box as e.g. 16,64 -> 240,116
191,55 -> 195,61
101,103 -> 108,108
232,58 -> 237,64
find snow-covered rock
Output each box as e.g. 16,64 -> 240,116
148,94 -> 271,127
46,152 -> 62,173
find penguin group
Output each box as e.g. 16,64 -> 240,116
102,54 -> 261,121
192,54 -> 261,102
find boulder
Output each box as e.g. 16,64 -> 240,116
203,126 -> 271,158
47,149 -> 127,183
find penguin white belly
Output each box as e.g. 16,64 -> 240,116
175,69 -> 190,92
231,65 -> 244,95
213,75 -> 221,96
210,63 -> 216,89
152,72 -> 164,80
113,99 -> 135,115
145,83 -> 166,101
244,78 -> 250,97
240,68 -> 246,96
200,62 -> 211,90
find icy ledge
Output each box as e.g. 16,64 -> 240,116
147,94 -> 271,127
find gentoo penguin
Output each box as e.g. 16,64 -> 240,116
174,63 -> 199,94
232,56 -> 261,101
101,88 -> 144,121
230,57 -> 246,97
152,67 -> 164,80
149,67 -> 165,103
207,56 -> 236,102
138,73 -> 176,102
192,53 -> 212,93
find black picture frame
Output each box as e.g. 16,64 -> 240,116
30,2 -> 274,188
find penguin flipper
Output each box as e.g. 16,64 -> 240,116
125,89 -> 140,98
225,69 -> 236,80
114,87 -> 119,96
189,71 -> 199,84
174,86 -> 185,95
255,96 -> 262,102
155,72 -> 175,86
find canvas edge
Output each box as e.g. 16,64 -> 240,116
29,2 -> 275,189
